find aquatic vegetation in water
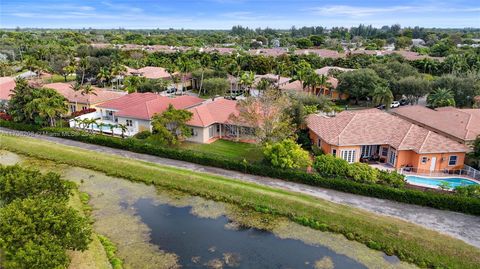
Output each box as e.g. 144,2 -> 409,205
315,256 -> 334,269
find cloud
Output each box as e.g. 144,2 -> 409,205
308,4 -> 480,18
309,5 -> 412,17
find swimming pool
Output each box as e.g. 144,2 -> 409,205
405,175 -> 479,189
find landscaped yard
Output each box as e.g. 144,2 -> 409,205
1,134 -> 480,269
180,139 -> 263,162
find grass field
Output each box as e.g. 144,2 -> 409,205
1,134 -> 479,268
180,139 -> 263,162
43,74 -> 77,83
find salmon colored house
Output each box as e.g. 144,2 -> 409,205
306,109 -> 469,172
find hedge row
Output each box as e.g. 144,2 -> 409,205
1,121 -> 479,215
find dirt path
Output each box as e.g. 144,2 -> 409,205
1,127 -> 479,248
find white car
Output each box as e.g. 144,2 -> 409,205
390,101 -> 400,108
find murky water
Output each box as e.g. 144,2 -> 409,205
0,150 -> 416,269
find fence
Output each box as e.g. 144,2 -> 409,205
399,165 -> 480,180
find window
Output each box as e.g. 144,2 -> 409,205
70,104 -> 76,112
331,149 -> 337,157
381,147 -> 388,157
126,119 -> 133,127
216,124 -> 220,133
421,157 -> 428,164
341,150 -> 356,163
388,149 -> 396,166
190,128 -> 198,136
317,139 -> 321,147
448,156 -> 457,166
209,126 -> 215,138
81,106 -> 87,110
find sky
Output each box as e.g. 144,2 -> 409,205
0,0 -> 479,29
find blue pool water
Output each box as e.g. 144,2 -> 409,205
406,176 -> 479,189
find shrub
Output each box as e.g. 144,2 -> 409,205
314,154 -> 349,177
346,162 -> 379,183
378,170 -> 405,188
133,130 -> 152,140
263,139 -> 311,169
0,112 -> 12,121
455,185 -> 480,199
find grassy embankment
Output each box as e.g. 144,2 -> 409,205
1,134 -> 479,269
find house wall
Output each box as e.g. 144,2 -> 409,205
308,130 -> 361,162
186,126 -> 208,143
116,116 -> 151,136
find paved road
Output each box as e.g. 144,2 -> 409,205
1,127 -> 479,248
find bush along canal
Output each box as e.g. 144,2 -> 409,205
0,150 -> 417,269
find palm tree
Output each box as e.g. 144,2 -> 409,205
372,86 -> 394,110
274,62 -> 287,89
111,63 -> 127,89
97,67 -> 111,87
78,57 -> 89,85
316,75 -> 332,96
97,122 -> 106,134
117,123 -> 128,138
291,60 -> 313,93
107,123 -> 116,136
427,88 -> 456,108
124,76 -> 144,93
176,56 -> 196,95
63,64 -> 76,82
239,71 -> 255,96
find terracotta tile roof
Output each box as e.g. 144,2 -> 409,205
307,109 -> 469,153
392,106 -> 480,142
254,74 -> 291,87
126,66 -> 171,79
187,98 -> 239,127
279,80 -> 304,92
44,83 -> 125,105
98,92 -> 203,120
0,77 -> 16,101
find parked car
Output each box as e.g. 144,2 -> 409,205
390,101 -> 400,108
376,104 -> 386,110
399,99 -> 408,106
165,88 -> 176,94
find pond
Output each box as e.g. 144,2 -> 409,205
0,150 -> 416,269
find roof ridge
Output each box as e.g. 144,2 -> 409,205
398,124 -> 414,149
464,112 -> 473,139
337,112 -> 356,145
418,130 -> 432,153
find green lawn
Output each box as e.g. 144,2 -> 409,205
180,140 -> 263,162
44,74 -> 76,83
1,134 -> 480,269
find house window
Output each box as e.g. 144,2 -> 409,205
388,149 -> 396,166
126,119 -> 133,127
332,149 -> 337,157
421,157 -> 428,164
448,156 -> 457,166
70,104 -> 76,112
190,128 -> 197,136
381,147 -> 388,157
209,126 -> 215,138
81,106 -> 88,110
341,150 -> 356,163
216,124 -> 220,133
317,139 -> 321,147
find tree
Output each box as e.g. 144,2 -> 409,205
239,71 -> 255,95
291,60 -> 314,92
7,79 -> 35,123
394,76 -> 431,104
124,76 -> 145,93
371,86 -> 394,109
0,198 -> 92,269
296,38 -> 314,49
231,88 -> 295,144
97,67 -> 111,87
432,74 -> 480,107
202,78 -> 230,99
263,138 -> 312,169
394,36 -> 412,49
427,88 -> 456,108
117,123 -> 128,138
150,104 -> 193,145
24,88 -> 68,126
0,165 -> 73,204
337,69 -> 385,104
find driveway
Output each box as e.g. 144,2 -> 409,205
1,127 -> 479,248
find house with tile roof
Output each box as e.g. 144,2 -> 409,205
313,67 -> 355,100
0,77 -> 16,104
79,92 -> 204,136
44,83 -> 126,115
186,98 -> 254,144
306,109 -> 469,172
125,66 -> 192,91
392,106 -> 480,146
